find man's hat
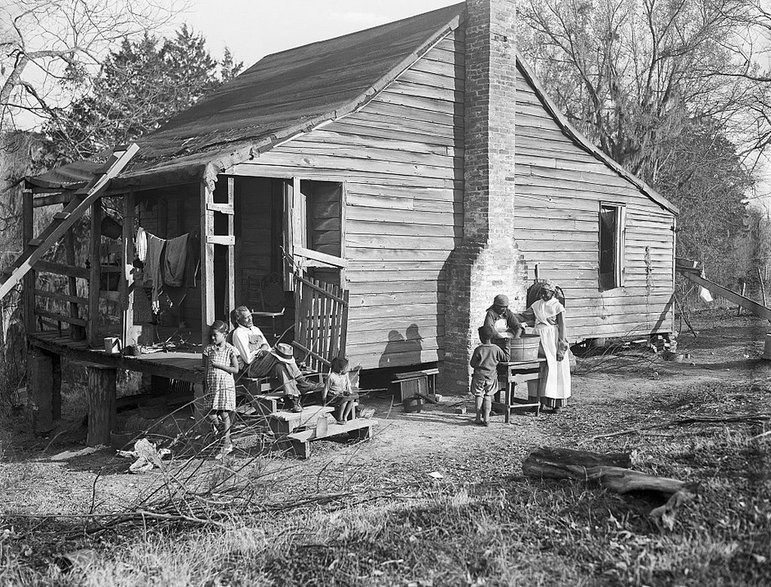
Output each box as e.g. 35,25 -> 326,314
271,342 -> 295,363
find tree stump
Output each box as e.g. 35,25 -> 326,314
523,447 -> 697,529
86,365 -> 117,446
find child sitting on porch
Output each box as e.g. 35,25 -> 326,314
323,356 -> 359,424
470,325 -> 507,426
203,320 -> 240,458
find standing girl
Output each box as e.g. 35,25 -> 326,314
323,356 -> 359,424
203,320 -> 240,456
527,281 -> 571,411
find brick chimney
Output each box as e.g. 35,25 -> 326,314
440,0 -> 528,393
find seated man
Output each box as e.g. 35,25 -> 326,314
231,305 -> 273,374
231,306 -> 320,412
269,343 -> 324,412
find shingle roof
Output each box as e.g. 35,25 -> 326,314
26,1 -> 675,213
28,3 -> 465,191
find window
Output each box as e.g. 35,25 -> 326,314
283,179 -> 346,289
599,203 -> 626,291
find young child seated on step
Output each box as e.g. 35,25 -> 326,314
470,325 -> 507,426
323,356 -> 359,424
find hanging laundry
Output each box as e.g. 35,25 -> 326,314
135,227 -> 147,262
163,234 -> 189,287
143,232 -> 165,312
185,226 -> 201,288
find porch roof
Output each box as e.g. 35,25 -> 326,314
27,3 -> 466,192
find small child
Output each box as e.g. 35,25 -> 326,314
202,320 -> 240,457
470,325 -> 507,426
323,356 -> 359,424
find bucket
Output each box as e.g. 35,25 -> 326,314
104,337 -> 122,355
404,395 -> 423,413
508,334 -> 541,361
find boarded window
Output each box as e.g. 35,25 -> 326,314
599,204 -> 626,291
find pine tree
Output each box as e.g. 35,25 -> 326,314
44,26 -> 243,163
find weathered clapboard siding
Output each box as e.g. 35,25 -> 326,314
513,62 -> 675,341
232,32 -> 465,368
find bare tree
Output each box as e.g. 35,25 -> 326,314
0,0 -> 185,132
516,0 -> 771,183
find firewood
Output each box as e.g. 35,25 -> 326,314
522,447 -> 696,529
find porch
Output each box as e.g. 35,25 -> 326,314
13,146 -> 351,444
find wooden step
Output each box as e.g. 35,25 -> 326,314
287,418 -> 376,459
268,405 -> 334,435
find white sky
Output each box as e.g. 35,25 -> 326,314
174,0 -> 460,65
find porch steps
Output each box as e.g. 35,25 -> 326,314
287,418 -> 376,459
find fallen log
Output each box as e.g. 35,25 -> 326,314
522,447 -> 697,530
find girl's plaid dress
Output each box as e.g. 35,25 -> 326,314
203,342 -> 237,411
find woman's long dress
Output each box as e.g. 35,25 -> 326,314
530,298 -> 571,409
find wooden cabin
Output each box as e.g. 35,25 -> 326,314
12,0 -> 677,439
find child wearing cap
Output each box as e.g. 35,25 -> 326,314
470,325 -> 507,426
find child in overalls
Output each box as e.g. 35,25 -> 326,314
470,325 -> 507,426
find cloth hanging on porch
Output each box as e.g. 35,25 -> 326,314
185,226 -> 201,288
135,227 -> 148,262
163,234 -> 189,287
136,226 -> 200,312
143,232 -> 165,312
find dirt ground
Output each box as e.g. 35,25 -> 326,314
1,308 -> 770,585
2,308 -> 769,515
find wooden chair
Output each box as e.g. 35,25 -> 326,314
249,273 -> 286,341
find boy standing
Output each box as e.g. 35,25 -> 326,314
470,325 -> 507,426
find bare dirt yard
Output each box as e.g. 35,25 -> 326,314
1,309 -> 771,586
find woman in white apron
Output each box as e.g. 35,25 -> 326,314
528,282 -> 571,410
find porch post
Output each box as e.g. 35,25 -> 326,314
226,176 -> 236,318
200,180 -> 215,341
22,187 -> 35,335
121,191 -> 136,347
86,364 -> 116,446
88,200 -> 103,346
29,349 -> 55,433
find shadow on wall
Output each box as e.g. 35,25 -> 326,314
378,324 -> 423,369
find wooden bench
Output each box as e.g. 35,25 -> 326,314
287,418 -> 376,459
392,368 -> 439,402
267,405 -> 335,435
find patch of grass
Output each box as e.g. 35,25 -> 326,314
3,311 -> 771,585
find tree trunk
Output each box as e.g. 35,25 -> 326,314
522,447 -> 696,530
